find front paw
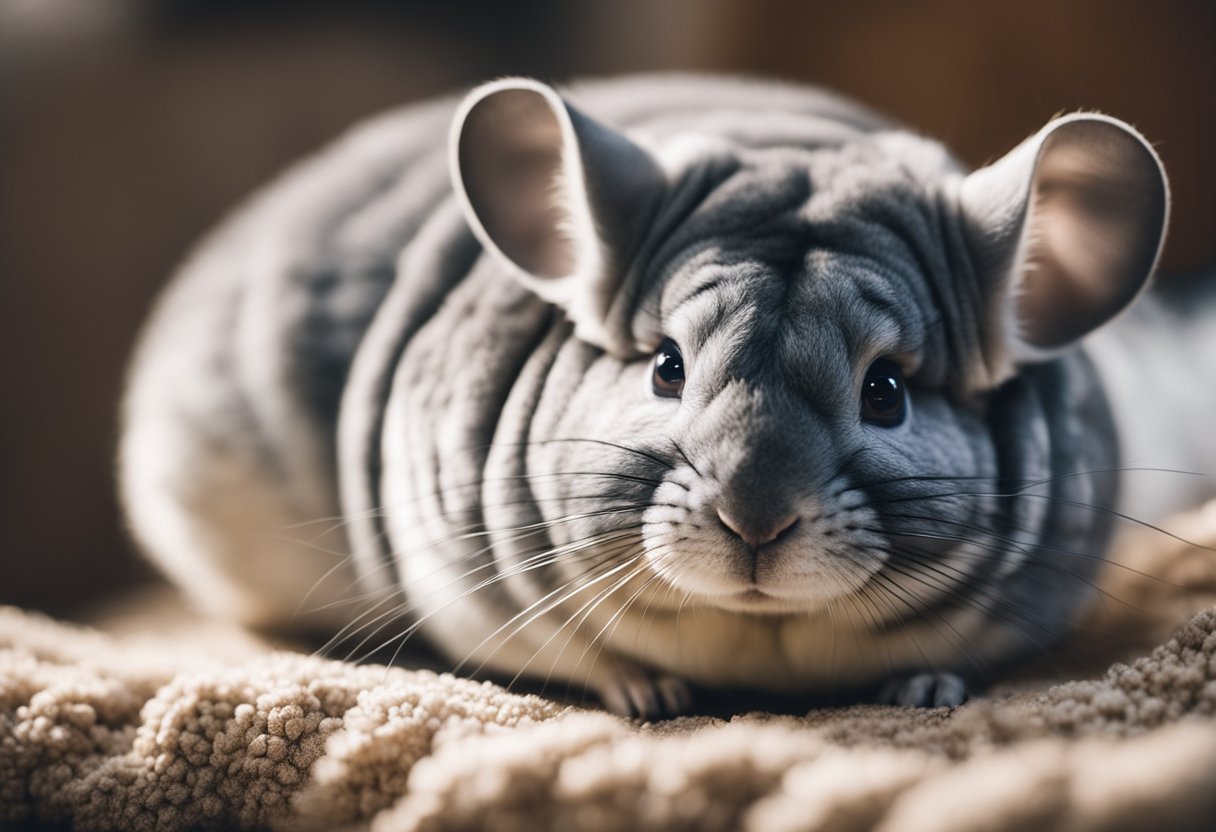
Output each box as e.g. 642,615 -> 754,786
878,672 -> 968,708
597,664 -> 694,720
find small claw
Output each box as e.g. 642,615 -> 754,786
656,675 -> 695,715
598,683 -> 635,717
878,672 -> 969,708
598,665 -> 694,720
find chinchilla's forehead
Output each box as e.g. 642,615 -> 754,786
641,135 -> 963,388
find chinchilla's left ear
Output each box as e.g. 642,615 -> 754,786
450,78 -> 666,354
959,113 -> 1169,379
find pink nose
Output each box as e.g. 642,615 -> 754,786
716,508 -> 800,549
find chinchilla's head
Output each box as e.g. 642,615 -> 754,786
449,77 -> 1168,621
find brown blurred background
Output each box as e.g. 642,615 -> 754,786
2,0 -> 1213,619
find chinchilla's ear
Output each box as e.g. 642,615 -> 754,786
959,113 -> 1168,377
450,78 -> 666,352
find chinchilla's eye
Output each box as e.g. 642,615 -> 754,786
860,358 -> 906,427
652,338 -> 685,398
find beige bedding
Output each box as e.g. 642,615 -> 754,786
5,502 -> 1216,831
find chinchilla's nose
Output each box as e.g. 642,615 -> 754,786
715,504 -> 800,550
693,379 -> 821,550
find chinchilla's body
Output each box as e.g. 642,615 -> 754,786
122,75 -> 1194,715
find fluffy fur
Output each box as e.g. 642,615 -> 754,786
120,75 -> 1184,717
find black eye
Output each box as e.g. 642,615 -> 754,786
860,358 -> 906,427
652,338 -> 685,398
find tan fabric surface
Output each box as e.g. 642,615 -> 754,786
5,502 -> 1216,831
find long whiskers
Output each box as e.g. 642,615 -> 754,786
338,526 -> 646,666
455,549 -> 649,680
305,501 -> 654,647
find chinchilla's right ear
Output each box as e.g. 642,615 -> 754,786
959,113 -> 1169,386
450,78 -> 666,355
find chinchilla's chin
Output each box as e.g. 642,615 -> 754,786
693,589 -> 837,617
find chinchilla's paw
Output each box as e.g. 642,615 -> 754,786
878,672 -> 969,708
597,663 -> 694,720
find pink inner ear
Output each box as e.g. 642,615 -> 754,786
457,89 -> 579,279
1016,119 -> 1167,349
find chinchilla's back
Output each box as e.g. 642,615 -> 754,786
119,94 -> 458,627
1086,271 -> 1216,522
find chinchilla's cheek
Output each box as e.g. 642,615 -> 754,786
892,393 -> 995,481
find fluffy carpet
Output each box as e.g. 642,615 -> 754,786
5,502 -> 1216,832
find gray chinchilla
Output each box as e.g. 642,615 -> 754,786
123,75 -> 1198,717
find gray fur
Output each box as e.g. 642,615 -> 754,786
120,75 -> 1181,716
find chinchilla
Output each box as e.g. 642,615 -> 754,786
121,74 -> 1200,717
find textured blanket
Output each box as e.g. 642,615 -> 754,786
5,503 -> 1216,832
